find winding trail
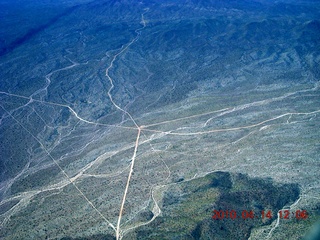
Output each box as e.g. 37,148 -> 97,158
103,9 -> 149,239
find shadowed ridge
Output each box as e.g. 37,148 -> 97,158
0,5 -> 79,57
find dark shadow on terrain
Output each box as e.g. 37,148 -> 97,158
124,171 -> 300,240
0,5 -> 79,56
